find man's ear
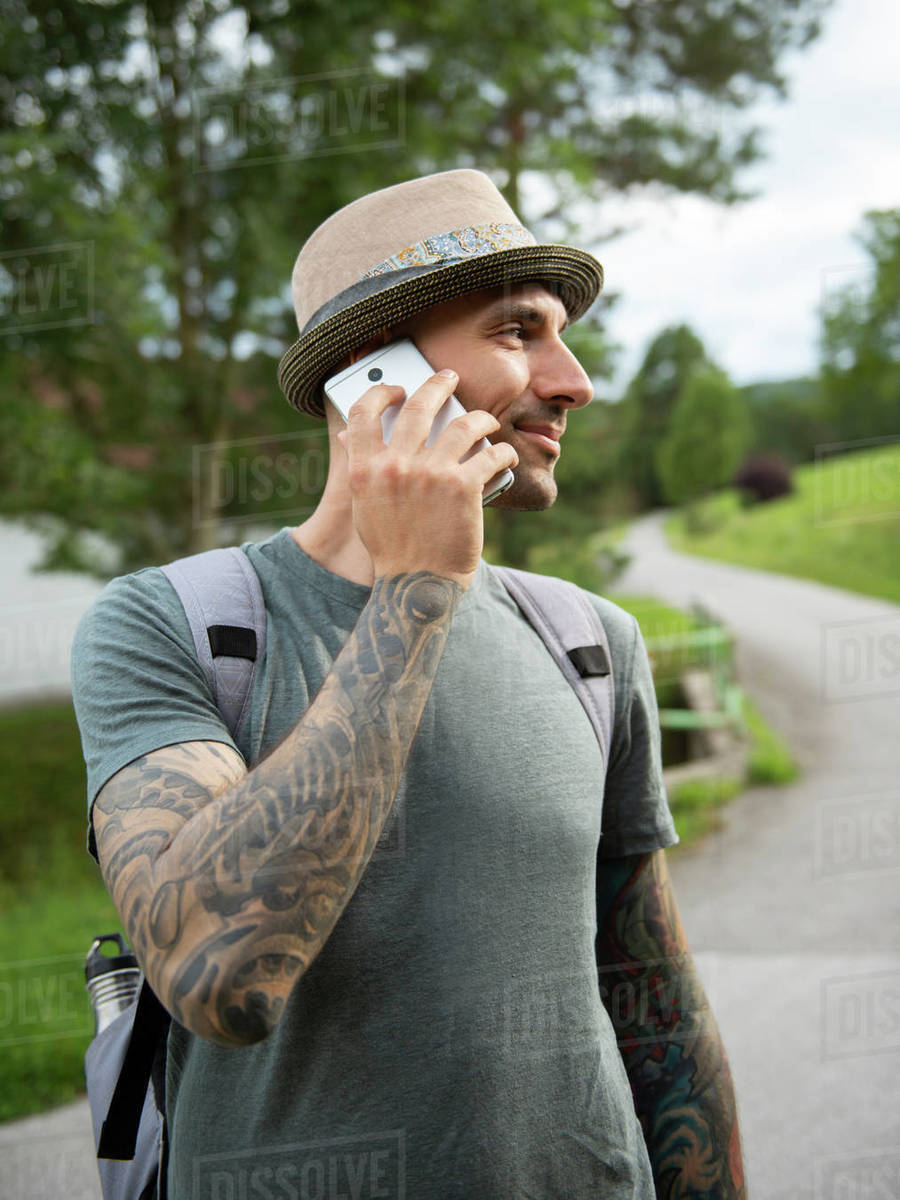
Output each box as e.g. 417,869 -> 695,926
348,327 -> 393,365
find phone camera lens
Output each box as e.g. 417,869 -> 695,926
367,367 -> 383,382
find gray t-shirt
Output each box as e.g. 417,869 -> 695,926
72,528 -> 677,1200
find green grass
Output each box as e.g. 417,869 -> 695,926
609,594 -> 800,849
0,700 -> 118,1122
664,442 -> 900,604
606,592 -> 700,639
742,694 -> 799,786
524,525 -> 633,595
667,777 -> 743,846
662,694 -> 799,850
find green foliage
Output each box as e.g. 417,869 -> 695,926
665,441 -> 900,604
672,488 -> 742,536
0,700 -> 118,1120
655,362 -> 750,507
385,0 -> 829,214
820,209 -> 900,445
617,324 -> 709,509
667,776 -> 742,846
0,701 -> 96,891
739,376 -> 833,464
607,592 -> 701,641
0,0 -> 831,574
523,526 -> 631,594
742,696 -> 798,785
609,590 -> 799,843
660,698 -> 799,847
0,879 -> 118,1121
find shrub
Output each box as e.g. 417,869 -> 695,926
733,452 -> 794,504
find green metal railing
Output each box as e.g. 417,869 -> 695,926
644,610 -> 744,734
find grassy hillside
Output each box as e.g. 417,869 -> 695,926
0,701 -> 118,1121
664,441 -> 900,604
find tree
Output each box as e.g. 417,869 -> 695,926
388,0 -> 832,220
616,324 -> 709,509
739,377 -> 833,465
655,362 -> 750,506
0,0 -> 832,575
819,209 -> 900,446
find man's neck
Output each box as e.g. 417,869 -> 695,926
290,520 -> 376,589
289,449 -> 378,588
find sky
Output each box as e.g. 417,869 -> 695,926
594,0 -> 900,397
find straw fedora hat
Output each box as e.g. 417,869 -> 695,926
277,169 -> 604,418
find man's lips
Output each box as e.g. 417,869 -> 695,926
514,423 -> 564,455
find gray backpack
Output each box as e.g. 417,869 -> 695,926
85,547 -> 616,1200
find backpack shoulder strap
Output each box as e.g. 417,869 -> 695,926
94,979 -> 170,1162
160,546 -> 266,744
490,564 -> 616,771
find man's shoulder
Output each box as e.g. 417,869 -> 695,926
483,564 -> 642,705
76,563 -> 181,640
565,581 -> 640,684
499,566 -> 638,656
77,532 -> 282,634
577,586 -> 638,639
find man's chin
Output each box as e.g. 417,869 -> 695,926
487,468 -> 558,511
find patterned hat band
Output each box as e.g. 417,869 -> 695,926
360,222 -> 536,279
300,222 -> 540,336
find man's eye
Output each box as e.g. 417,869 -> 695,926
501,325 -> 526,339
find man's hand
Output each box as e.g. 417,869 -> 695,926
337,369 -> 517,591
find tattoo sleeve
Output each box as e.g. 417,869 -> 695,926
92,571 -> 463,1047
595,850 -> 747,1199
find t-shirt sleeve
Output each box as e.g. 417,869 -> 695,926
71,566 -> 241,859
589,599 -> 679,859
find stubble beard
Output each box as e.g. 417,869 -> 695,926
488,457 -> 558,511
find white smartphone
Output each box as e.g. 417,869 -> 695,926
323,339 -> 515,505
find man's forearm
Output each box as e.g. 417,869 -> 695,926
95,571 -> 463,1045
613,961 -> 745,1198
595,852 -> 746,1198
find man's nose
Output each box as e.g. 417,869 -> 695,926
533,340 -> 594,409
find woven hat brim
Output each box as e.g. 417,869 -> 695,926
278,245 -> 603,419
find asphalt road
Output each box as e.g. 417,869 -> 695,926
2,514 -> 899,1198
0,518 -> 105,704
616,511 -> 900,1199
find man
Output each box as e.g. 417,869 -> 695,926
73,169 -> 746,1198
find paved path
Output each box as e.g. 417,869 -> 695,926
617,512 -> 900,1198
0,1098 -> 101,1200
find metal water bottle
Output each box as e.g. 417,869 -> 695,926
85,933 -> 141,1035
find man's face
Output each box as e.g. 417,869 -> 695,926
398,282 -> 594,509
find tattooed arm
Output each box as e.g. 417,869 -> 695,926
92,571 -> 462,1048
595,850 -> 746,1199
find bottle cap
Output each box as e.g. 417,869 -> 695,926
85,933 -> 139,984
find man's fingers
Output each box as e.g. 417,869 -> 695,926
345,383 -> 407,456
435,409 -> 501,457
459,437 -> 518,486
341,370 -> 517,490
372,371 -> 460,453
